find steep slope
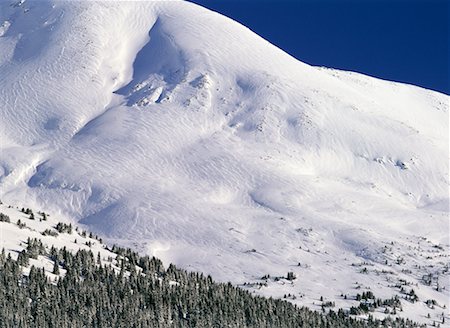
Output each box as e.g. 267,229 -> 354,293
0,0 -> 448,324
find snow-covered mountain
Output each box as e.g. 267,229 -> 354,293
1,0 -> 448,324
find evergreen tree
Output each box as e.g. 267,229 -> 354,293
52,259 -> 60,275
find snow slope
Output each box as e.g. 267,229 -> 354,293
0,0 -> 449,324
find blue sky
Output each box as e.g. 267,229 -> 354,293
189,0 -> 449,95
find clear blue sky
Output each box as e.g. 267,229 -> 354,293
189,0 -> 449,95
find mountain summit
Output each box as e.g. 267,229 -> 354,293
1,0 -> 448,322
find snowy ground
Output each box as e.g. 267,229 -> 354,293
0,1 -> 448,326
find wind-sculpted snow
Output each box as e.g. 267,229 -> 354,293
0,0 -> 448,324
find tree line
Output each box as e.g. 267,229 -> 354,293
0,239 -> 426,328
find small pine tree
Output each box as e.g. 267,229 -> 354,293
17,219 -> 26,229
0,213 -> 10,222
53,260 -> 60,275
17,250 -> 29,267
287,271 -> 296,281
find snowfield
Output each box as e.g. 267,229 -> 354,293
0,0 -> 449,325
